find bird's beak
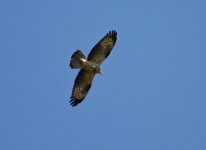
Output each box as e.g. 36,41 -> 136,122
99,70 -> 103,75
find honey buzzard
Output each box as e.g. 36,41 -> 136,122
69,30 -> 117,106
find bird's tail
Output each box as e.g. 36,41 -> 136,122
70,50 -> 86,69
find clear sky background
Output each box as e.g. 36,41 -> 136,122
1,0 -> 206,149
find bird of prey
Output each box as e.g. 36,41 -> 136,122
69,30 -> 117,106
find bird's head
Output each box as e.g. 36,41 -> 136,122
95,66 -> 103,75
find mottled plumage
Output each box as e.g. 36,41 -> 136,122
70,30 -> 117,106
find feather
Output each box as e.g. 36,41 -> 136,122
70,50 -> 85,68
87,30 -> 117,66
70,69 -> 95,106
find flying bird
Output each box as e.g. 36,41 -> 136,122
69,30 -> 117,106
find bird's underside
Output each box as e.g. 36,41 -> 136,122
69,30 -> 117,107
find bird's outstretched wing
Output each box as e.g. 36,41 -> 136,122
87,30 -> 117,66
70,69 -> 95,106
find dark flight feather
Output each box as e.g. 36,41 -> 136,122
87,30 -> 117,66
70,69 -> 95,106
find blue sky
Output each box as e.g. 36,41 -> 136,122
1,0 -> 206,149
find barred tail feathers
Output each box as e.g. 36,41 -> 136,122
70,50 -> 86,68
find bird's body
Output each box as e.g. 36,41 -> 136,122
79,58 -> 102,73
69,30 -> 117,106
